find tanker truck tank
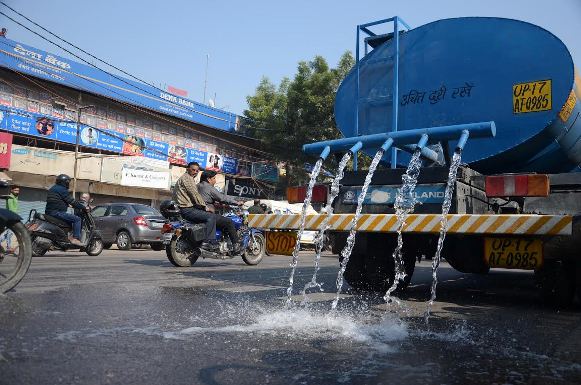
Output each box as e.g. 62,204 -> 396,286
334,17 -> 581,173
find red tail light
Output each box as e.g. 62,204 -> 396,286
133,216 -> 148,226
161,223 -> 173,234
485,174 -> 549,198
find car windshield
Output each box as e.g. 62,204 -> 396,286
132,205 -> 159,215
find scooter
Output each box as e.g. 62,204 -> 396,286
160,201 -> 265,267
26,208 -> 104,257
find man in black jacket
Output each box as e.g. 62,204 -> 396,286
45,174 -> 87,246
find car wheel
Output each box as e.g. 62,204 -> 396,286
116,231 -> 132,250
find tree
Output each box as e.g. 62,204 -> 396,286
242,51 -> 355,185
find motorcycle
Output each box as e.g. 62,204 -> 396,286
0,180 -> 33,293
26,208 -> 104,257
160,201 -> 265,267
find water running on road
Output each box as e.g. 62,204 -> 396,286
384,151 -> 423,304
425,151 -> 462,323
301,152 -> 352,303
332,148 -> 385,310
286,158 -> 323,307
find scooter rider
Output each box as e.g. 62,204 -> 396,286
45,174 -> 88,246
173,162 -> 219,252
197,170 -> 244,254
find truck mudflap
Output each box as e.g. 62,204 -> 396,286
247,214 -> 572,236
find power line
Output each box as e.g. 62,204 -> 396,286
0,7 -> 233,125
0,5 -> 281,146
0,39 -> 272,159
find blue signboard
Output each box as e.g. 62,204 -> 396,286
0,38 -> 237,132
341,184 -> 447,205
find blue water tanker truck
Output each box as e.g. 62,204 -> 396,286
249,17 -> 581,306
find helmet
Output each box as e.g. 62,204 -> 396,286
159,200 -> 180,219
56,174 -> 71,189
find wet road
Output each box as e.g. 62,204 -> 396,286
1,249 -> 581,385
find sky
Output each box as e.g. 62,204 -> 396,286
1,0 -> 580,116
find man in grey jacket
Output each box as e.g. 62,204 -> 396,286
198,170 -> 244,253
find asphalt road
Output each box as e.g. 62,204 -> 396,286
1,248 -> 581,385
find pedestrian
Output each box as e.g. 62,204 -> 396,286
3,185 -> 19,253
6,185 -> 19,214
248,199 -> 265,214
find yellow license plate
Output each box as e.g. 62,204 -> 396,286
484,237 -> 543,270
513,79 -> 552,114
266,231 -> 298,256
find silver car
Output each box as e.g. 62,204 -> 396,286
92,203 -> 166,250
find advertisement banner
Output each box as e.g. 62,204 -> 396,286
226,178 -> 269,199
120,167 -> 170,190
0,39 -> 237,132
0,108 -> 241,175
0,132 -> 12,169
251,162 -> 278,182
10,145 -> 75,176
101,156 -> 170,190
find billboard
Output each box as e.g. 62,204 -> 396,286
0,132 -> 12,169
0,108 -> 238,174
0,39 -> 237,132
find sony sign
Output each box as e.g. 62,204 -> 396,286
227,179 -> 268,199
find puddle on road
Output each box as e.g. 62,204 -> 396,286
55,301 -> 409,353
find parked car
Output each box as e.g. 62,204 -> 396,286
91,203 -> 166,251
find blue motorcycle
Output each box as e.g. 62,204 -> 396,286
159,201 -> 265,267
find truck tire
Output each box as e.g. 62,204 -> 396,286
536,260 -> 576,308
341,248 -> 415,292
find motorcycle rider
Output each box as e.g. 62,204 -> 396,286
45,174 -> 88,246
197,170 -> 244,254
173,162 -> 219,251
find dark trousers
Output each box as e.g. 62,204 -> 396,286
50,211 -> 82,240
180,207 -> 216,241
215,214 -> 239,244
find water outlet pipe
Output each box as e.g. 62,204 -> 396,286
303,121 -> 495,156
455,130 -> 470,153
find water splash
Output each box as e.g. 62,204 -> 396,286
384,151 -> 423,304
425,151 -> 462,323
332,149 -> 385,310
286,158 -> 324,307
301,152 -> 352,303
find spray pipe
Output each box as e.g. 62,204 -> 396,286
319,145 -> 331,161
348,141 -> 363,155
302,121 -> 495,156
381,138 -> 394,152
455,130 -> 470,153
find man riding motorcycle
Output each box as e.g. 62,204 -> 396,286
197,170 -> 244,254
173,162 -> 219,252
45,174 -> 88,246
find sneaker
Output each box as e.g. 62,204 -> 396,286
68,236 -> 84,247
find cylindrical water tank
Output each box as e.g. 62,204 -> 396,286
334,17 -> 581,173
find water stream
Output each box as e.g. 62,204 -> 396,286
383,151 -> 423,304
301,152 -> 352,303
332,149 -> 386,310
286,158 -> 324,307
425,151 -> 463,323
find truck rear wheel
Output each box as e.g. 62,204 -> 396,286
341,250 -> 415,292
536,260 -> 576,308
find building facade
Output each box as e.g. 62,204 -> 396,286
0,38 -> 274,219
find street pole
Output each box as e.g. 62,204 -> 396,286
72,105 -> 94,198
203,53 -> 209,104
73,108 -> 81,198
